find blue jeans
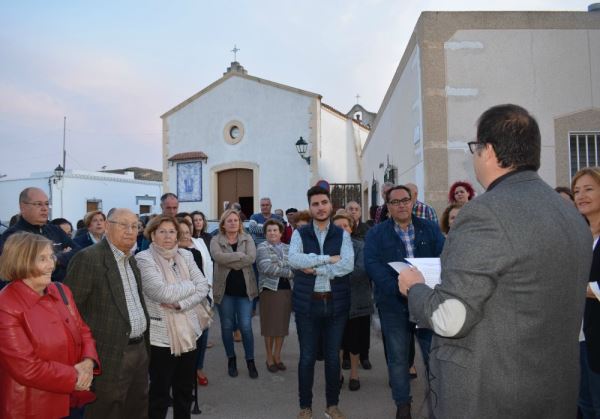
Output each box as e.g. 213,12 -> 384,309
414,326 -> 432,373
379,304 -> 414,406
579,341 -> 600,418
217,295 -> 254,360
196,329 -> 209,370
295,299 -> 347,409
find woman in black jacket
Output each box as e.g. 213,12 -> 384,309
573,167 -> 600,418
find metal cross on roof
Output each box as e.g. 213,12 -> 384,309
355,93 -> 360,104
231,44 -> 240,61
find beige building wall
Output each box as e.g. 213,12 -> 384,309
363,11 -> 600,216
445,28 -> 600,193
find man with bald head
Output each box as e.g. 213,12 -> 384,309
66,208 -> 150,418
0,187 -> 78,282
405,183 -> 438,225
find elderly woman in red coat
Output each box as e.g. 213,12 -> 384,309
0,232 -> 100,419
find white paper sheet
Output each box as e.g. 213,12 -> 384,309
387,261 -> 412,274
405,257 -> 441,288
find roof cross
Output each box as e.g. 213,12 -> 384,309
355,93 -> 360,104
231,44 -> 240,61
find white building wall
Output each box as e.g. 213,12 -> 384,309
361,45 -> 423,207
0,177 -> 48,225
0,170 -> 162,225
445,28 -> 600,189
164,76 -> 316,216
318,108 -> 365,184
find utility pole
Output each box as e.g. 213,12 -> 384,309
62,116 -> 66,170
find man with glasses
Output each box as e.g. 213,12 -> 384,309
0,187 -> 79,282
65,208 -> 150,418
398,104 -> 592,419
364,185 -> 444,419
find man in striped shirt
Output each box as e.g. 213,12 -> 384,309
405,183 -> 439,225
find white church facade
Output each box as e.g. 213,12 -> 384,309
161,62 -> 370,218
362,10 -> 600,215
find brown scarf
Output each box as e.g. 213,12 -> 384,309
149,243 -> 196,356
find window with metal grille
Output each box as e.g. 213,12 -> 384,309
330,183 -> 361,212
570,132 -> 600,178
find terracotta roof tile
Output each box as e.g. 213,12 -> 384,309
168,151 -> 208,162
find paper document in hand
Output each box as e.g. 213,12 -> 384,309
405,258 -> 441,288
388,261 -> 412,274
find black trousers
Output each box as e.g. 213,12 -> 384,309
342,315 -> 371,355
343,314 -> 371,361
149,346 -> 197,419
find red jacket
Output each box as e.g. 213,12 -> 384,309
282,224 -> 293,244
0,281 -> 100,419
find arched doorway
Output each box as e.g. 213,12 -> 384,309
217,168 -> 254,219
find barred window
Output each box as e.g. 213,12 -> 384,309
330,183 -> 361,212
570,132 -> 600,178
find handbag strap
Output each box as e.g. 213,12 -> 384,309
55,281 -> 69,305
54,282 -> 75,316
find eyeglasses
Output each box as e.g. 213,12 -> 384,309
388,198 -> 412,206
467,141 -> 484,154
108,221 -> 138,231
24,201 -> 51,208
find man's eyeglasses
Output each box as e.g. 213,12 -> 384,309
467,141 -> 483,154
108,221 -> 138,231
24,201 -> 51,208
388,198 -> 412,206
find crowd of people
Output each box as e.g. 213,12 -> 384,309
0,103 -> 598,419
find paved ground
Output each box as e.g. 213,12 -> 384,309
168,311 -> 429,419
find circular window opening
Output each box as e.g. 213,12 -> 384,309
223,120 -> 245,145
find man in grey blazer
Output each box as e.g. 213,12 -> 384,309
399,104 -> 592,419
66,208 -> 150,418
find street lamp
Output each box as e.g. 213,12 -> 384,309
295,137 -> 311,165
52,165 -> 64,184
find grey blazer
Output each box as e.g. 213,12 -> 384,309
65,239 -> 150,384
408,171 -> 592,419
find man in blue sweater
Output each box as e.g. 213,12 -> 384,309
364,185 -> 444,419
0,187 -> 78,283
289,186 -> 354,419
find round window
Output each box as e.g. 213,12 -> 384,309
223,120 -> 245,145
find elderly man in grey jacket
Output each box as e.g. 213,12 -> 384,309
399,104 -> 592,419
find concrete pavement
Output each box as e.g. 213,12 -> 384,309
167,310 -> 430,419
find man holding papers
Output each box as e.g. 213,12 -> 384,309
399,104 -> 592,419
364,185 -> 444,419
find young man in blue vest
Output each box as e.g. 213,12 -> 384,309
289,186 -> 354,419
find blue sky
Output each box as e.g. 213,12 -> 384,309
0,0 -> 592,178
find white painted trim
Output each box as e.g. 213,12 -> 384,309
444,41 -> 484,50
445,87 -> 479,97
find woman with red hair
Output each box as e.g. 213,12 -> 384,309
448,181 -> 476,205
